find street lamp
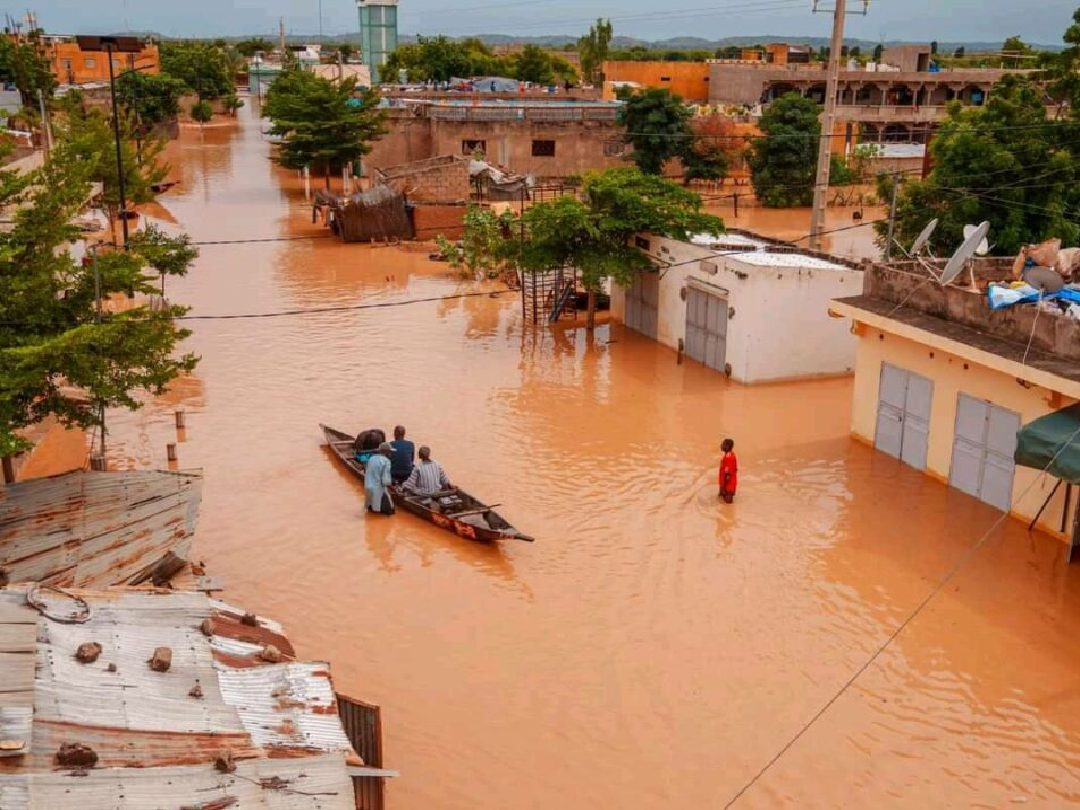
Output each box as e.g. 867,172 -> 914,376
75,35 -> 144,248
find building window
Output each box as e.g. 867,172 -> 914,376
660,76 -> 671,82
61,59 -> 72,70
635,236 -> 650,250
531,139 -> 556,157
603,140 -> 625,157
462,139 -> 486,155
84,57 -> 95,69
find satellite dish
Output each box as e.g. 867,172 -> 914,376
910,218 -> 938,256
962,223 -> 991,256
940,221 -> 990,286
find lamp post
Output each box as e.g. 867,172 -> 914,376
75,35 -> 144,248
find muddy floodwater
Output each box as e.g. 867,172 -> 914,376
38,104 -> 1080,808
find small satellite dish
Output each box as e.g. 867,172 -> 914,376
940,221 -> 990,287
962,223 -> 991,256
910,218 -> 938,256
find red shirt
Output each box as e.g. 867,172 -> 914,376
718,452 -> 738,493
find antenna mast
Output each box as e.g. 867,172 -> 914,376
808,0 -> 870,250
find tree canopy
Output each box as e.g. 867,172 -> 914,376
0,31 -> 56,107
160,42 -> 236,99
0,139 -> 198,457
579,19 -> 613,86
116,71 -> 187,128
511,167 -> 723,292
264,70 -> 386,186
383,37 -> 576,85
877,74 -> 1080,256
618,87 -> 725,180
746,93 -> 820,207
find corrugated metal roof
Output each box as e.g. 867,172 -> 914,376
0,753 -> 355,810
0,586 -> 370,808
219,662 -> 354,753
0,470 -> 202,588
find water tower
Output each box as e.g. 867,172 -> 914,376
357,0 -> 398,83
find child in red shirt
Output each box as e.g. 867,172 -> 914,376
718,438 -> 738,504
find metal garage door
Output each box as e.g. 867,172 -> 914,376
624,273 -> 658,339
875,363 -> 933,471
949,394 -> 1020,512
684,286 -> 728,373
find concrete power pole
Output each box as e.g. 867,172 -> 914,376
808,1 -> 847,250
279,17 -> 287,58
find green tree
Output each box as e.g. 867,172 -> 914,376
1049,7 -> 1080,109
1002,35 -> 1030,54
63,107 -> 169,236
579,18 -> 613,86
0,140 -> 197,458
116,71 -> 186,128
514,45 -> 555,85
876,74 -> 1080,256
235,38 -> 273,58
954,46 -> 966,58
264,70 -> 386,188
0,31 -> 56,107
872,43 -> 884,62
338,43 -> 356,61
190,100 -> 213,122
510,168 -> 723,324
930,41 -> 938,55
160,42 -> 236,99
618,88 -> 727,179
747,92 -> 821,207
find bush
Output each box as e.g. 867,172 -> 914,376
190,101 -> 213,123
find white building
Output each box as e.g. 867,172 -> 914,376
609,232 -> 863,384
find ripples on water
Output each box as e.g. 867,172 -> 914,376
84,106 -> 1080,809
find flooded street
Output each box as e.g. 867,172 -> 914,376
60,104 -> 1080,808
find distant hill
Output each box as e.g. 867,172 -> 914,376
150,31 -> 1063,54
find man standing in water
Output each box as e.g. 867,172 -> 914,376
718,438 -> 738,504
365,443 -> 396,515
389,425 -> 415,485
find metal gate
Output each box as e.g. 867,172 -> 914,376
875,363 -> 933,471
624,272 -> 658,339
684,285 -> 728,373
949,393 -> 1020,512
337,694 -> 385,810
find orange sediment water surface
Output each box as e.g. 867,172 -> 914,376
37,103 -> 1080,808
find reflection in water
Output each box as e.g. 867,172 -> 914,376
33,101 -> 1080,809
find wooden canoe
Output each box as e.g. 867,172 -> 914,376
320,424 -> 534,543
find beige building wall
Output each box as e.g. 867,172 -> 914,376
850,326 -> 1078,540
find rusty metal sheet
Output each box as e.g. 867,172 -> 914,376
0,470 -> 203,588
218,663 -> 354,754
0,593 -> 35,761
9,754 -> 354,810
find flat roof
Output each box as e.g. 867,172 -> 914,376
725,251 -> 851,271
833,294 -> 1080,396
690,232 -> 770,250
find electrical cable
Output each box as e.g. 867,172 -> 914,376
720,418 -> 1080,809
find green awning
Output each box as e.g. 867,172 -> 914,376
1015,404 -> 1080,485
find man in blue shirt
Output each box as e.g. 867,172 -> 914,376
389,425 -> 416,484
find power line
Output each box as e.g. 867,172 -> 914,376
720,419 -> 1080,809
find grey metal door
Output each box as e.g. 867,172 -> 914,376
949,393 -> 1020,512
875,363 -> 933,471
685,286 -> 728,373
624,273 -> 658,339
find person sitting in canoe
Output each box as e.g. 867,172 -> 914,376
364,442 -> 396,515
402,445 -> 451,496
353,428 -> 386,464
389,425 -> 415,484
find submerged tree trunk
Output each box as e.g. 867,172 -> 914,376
586,289 -> 597,330
325,159 -> 332,191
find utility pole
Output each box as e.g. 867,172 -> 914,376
105,42 -> 129,248
809,1 -> 869,250
280,17 -> 287,58
319,0 -> 324,40
37,88 -> 51,154
92,248 -> 107,469
885,173 -> 899,260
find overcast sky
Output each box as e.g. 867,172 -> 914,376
15,0 -> 1080,44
